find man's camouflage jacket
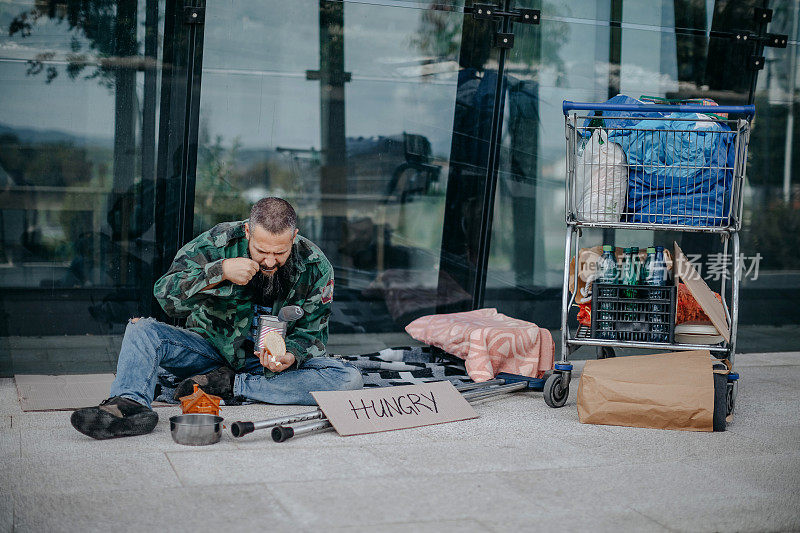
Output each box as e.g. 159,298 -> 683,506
153,220 -> 333,375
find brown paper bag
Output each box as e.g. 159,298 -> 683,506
577,350 -> 715,431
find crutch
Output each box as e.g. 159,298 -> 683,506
271,377 -> 541,442
230,377 -> 510,438
231,373 -> 545,442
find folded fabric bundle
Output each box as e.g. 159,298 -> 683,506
405,308 -> 554,382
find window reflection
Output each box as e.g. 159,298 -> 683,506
0,0 -> 162,344
485,0 -> 800,342
0,0 -> 798,369
195,1 -> 463,332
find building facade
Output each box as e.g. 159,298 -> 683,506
1,0 -> 798,374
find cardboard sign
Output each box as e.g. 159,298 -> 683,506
311,381 -> 478,436
674,242 -> 731,342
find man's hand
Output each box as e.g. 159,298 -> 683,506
255,347 -> 296,373
222,257 -> 260,285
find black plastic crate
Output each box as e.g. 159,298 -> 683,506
590,283 -> 676,343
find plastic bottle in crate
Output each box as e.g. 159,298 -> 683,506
644,247 -> 668,303
595,245 -> 618,339
621,247 -> 639,321
596,245 -> 618,296
620,247 -> 631,289
643,247 -> 657,285
654,246 -> 667,293
629,246 -> 640,286
643,246 -> 669,342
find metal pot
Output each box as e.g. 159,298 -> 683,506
169,414 -> 224,446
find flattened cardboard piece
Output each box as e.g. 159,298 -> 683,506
577,350 -> 715,431
15,374 -> 115,411
312,381 -> 478,437
15,374 -> 171,411
674,242 -> 731,342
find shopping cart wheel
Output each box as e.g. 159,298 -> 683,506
726,383 -> 737,416
544,373 -> 569,408
597,346 -> 616,359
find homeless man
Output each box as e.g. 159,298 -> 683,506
71,197 -> 363,439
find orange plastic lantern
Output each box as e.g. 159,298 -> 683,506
178,384 -> 222,416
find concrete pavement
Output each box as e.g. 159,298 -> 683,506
1,351 -> 798,532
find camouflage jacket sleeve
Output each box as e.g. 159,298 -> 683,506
284,267 -> 333,368
153,232 -> 235,317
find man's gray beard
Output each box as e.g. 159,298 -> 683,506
261,269 -> 280,296
246,256 -> 294,305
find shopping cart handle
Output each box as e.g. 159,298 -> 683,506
562,101 -> 756,118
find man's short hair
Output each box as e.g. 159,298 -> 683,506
249,197 -> 297,234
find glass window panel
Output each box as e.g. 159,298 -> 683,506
195,0 -> 471,334
485,5 -> 800,354
0,0 -> 165,373
521,0 -> 714,32
3,0 -> 798,372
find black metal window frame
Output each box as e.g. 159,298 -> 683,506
153,0 -> 207,315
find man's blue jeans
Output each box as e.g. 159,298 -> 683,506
109,318 -> 363,408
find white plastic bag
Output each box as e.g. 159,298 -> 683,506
576,130 -> 628,222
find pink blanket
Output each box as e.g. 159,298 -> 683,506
405,309 -> 555,382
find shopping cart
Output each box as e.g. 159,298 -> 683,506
545,101 -> 756,412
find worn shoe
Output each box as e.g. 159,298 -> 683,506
70,396 -> 158,440
173,365 -> 235,402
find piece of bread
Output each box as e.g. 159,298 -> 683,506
261,331 -> 286,361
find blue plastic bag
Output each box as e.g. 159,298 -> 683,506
606,112 -> 735,226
